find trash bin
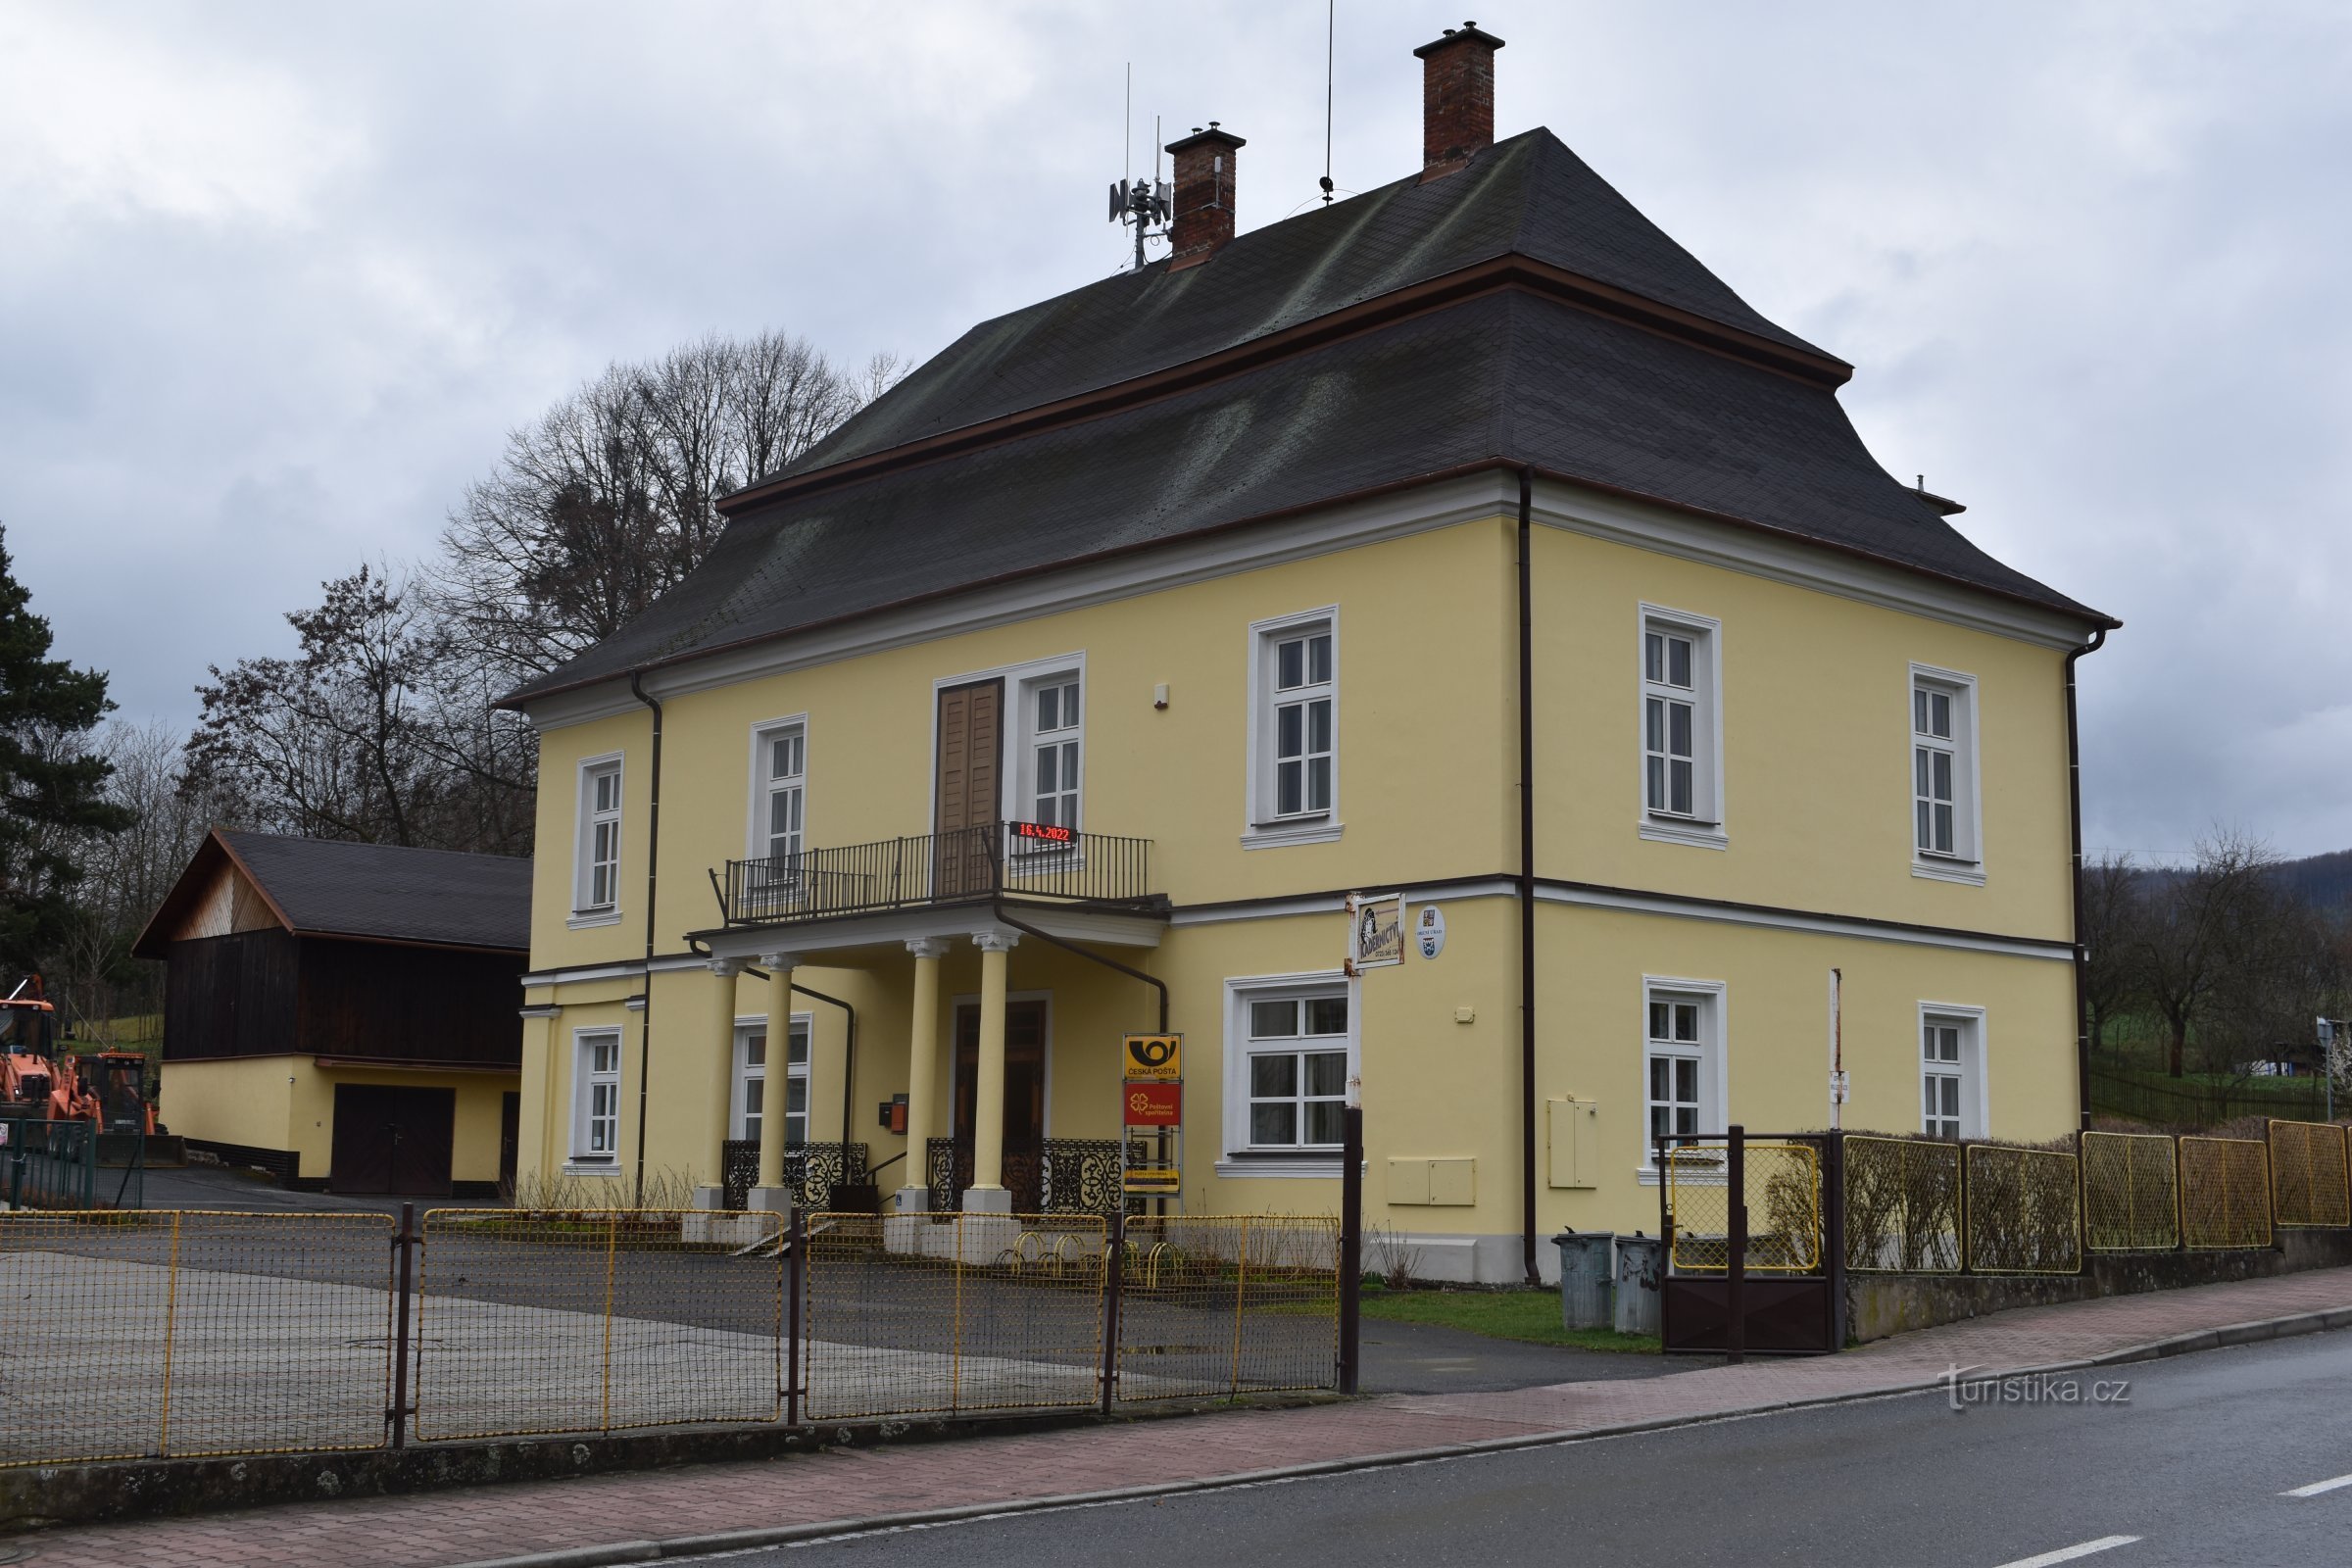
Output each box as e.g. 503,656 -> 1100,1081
1554,1230 -> 1614,1330
1614,1231 -> 1662,1336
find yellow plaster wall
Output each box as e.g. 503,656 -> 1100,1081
158,1056 -> 297,1157
162,1057 -> 518,1187
1533,523 -> 2076,937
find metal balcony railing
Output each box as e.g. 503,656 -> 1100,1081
717,822 -> 1157,927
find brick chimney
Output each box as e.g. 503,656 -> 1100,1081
1164,122 -> 1245,270
1413,21 -> 1504,179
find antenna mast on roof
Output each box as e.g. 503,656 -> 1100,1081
1108,96 -> 1172,270
1320,0 -> 1336,204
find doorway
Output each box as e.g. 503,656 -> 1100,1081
934,678 -> 1003,896
328,1084 -> 455,1196
953,999 -> 1048,1203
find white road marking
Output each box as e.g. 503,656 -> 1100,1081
1991,1537 -> 2140,1568
2281,1472 -> 2352,1497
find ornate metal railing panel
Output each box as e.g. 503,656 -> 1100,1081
719,824 -> 1155,927
720,1140 -> 869,1210
924,1137 -> 1129,1216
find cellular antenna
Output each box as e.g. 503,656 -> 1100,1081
1106,97 -> 1172,270
1320,0 -> 1335,204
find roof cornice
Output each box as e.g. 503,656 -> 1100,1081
718,255 -> 1853,517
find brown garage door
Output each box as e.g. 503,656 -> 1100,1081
329,1085 -> 455,1196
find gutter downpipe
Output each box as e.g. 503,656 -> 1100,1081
2065,627 -> 2108,1132
627,671 -> 664,1206
1517,466 -> 1540,1287
992,904 -> 1169,1034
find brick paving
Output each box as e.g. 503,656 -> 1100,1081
27,1268 -> 2352,1568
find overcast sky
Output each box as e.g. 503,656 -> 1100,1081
3,1 -> 2347,860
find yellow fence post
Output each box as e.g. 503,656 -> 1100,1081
600,1209 -> 618,1434
951,1214 -> 964,1414
1229,1217 -> 1251,1396
156,1210 -> 182,1457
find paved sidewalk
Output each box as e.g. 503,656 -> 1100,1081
28,1268 -> 2352,1568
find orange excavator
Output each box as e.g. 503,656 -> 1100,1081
0,979 -> 147,1130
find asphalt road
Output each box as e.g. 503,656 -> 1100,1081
694,1330 -> 2352,1568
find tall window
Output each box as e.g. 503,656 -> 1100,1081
1920,1009 -> 1982,1139
1911,670 -> 1977,866
575,759 -> 623,913
573,1030 -> 621,1163
1244,991 -> 1348,1149
1273,630 -> 1335,818
1638,608 -> 1721,843
1643,628 -> 1696,816
1029,678 -> 1081,832
1642,980 -> 1723,1162
737,1018 -> 810,1145
761,725 -> 806,865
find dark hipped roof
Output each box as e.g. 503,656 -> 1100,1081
505,129 -> 2107,706
132,830 -> 531,958
773,129 -> 1837,479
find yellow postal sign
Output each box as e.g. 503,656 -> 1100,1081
1122,1033 -> 1183,1082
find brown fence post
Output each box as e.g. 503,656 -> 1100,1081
387,1201 -> 416,1450
1726,1124 -> 1746,1365
786,1206 -> 805,1427
1101,1204 -> 1124,1416
1338,1103 -> 1363,1395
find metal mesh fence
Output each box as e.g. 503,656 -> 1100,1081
0,1210 -> 393,1467
414,1208 -> 785,1443
1962,1146 -> 2082,1274
802,1211 -> 1107,1420
1116,1215 -> 1339,1402
2266,1120 -> 2350,1229
1842,1136 -> 1961,1272
2180,1137 -> 2273,1250
1666,1144 -> 1822,1272
2082,1132 -> 2180,1251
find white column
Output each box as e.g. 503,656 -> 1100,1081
964,930 -> 1018,1211
700,956 -> 743,1208
899,938 -> 950,1211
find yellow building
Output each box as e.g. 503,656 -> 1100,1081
500,26 -> 2114,1282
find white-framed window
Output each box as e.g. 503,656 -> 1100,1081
1244,608 -> 1340,848
734,1015 -> 810,1144
1240,984 -> 1348,1150
1910,665 -> 1982,879
1637,606 -> 1724,848
757,723 -> 806,865
572,756 -> 624,918
1919,1005 -> 1986,1140
1017,673 -> 1083,838
570,1028 -> 622,1164
1641,977 -> 1727,1170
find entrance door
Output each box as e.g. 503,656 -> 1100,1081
934,679 -> 1003,897
953,1000 -> 1047,1206
499,1091 -> 520,1191
328,1084 -> 456,1196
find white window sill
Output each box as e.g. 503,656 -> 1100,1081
1639,816 -> 1728,851
567,908 -> 623,930
1912,858 -> 1987,887
1006,850 -> 1085,875
1214,1155 -> 1363,1179
1242,819 -> 1344,851
563,1160 -> 623,1177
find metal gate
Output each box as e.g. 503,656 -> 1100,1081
1657,1125 -> 1845,1357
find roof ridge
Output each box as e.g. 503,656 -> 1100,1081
221,828 -> 528,868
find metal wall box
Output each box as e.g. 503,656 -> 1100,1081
1548,1098 -> 1596,1189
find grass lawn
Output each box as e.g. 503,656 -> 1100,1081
1358,1286 -> 1658,1353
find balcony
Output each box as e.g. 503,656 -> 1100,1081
715,822 -> 1161,928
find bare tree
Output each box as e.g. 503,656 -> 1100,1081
2128,830 -> 2282,1078
426,329 -> 882,693
2078,852 -> 2146,1062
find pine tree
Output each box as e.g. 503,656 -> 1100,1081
0,525 -> 134,976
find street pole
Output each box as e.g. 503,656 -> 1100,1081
1339,1103 -> 1362,1394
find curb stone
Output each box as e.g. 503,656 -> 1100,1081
450,1302 -> 2352,1568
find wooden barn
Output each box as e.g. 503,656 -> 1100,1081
133,829 -> 528,1196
